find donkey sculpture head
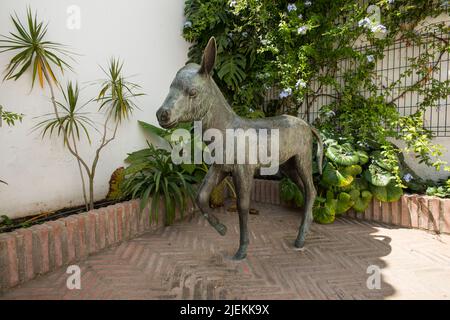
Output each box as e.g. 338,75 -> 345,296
156,38 -> 218,129
157,37 -> 323,260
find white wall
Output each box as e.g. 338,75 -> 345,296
0,0 -> 189,218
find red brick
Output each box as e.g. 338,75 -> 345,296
372,199 -> 381,222
273,181 -> 280,205
0,233 -> 19,288
261,180 -> 268,203
105,207 -> 117,246
75,215 -> 87,259
381,202 -> 390,224
255,180 -> 261,202
123,205 -> 131,239
15,228 -> 34,282
63,217 -> 78,263
251,184 -> 256,201
270,181 -> 277,204
31,225 -> 50,275
133,201 -> 145,233
116,206 -> 124,241
428,197 -> 440,232
128,203 -> 138,237
94,210 -> 107,250
418,196 -> 429,230
409,195 -> 419,228
400,195 -> 411,227
363,199 -> 373,221
391,200 -> 401,226
46,221 -> 63,268
347,208 -> 356,219
441,199 -> 450,234
85,213 -> 97,254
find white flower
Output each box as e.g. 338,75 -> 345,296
358,17 -> 371,27
388,0 -> 395,4
230,0 -> 237,7
242,31 -> 248,37
403,173 -> 413,183
297,25 -> 308,35
183,21 -> 192,28
298,14 -> 303,19
296,79 -> 307,89
305,1 -> 312,6
249,108 -> 255,112
367,55 -> 375,63
371,24 -> 388,34
287,3 -> 297,12
279,88 -> 293,99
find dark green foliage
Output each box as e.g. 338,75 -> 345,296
121,145 -> 201,226
280,177 -> 304,208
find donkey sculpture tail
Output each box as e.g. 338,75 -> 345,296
311,127 -> 323,175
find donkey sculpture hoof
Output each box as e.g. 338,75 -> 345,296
294,238 -> 305,249
232,251 -> 247,261
215,223 -> 227,236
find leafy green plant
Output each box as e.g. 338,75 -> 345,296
121,145 -> 199,225
310,133 -> 406,223
280,177 -> 304,207
426,178 -> 450,198
0,105 -> 23,127
1,105 -> 24,185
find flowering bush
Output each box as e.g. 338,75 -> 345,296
183,0 -> 450,220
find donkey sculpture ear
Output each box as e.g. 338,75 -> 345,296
199,37 -> 217,76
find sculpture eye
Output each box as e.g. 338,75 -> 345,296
189,88 -> 198,97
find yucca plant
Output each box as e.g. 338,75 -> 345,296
121,145 -> 199,225
0,8 -> 143,211
97,58 -> 142,123
0,7 -> 73,88
30,59 -> 143,211
32,82 -> 95,209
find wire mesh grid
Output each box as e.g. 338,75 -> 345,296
297,26 -> 450,136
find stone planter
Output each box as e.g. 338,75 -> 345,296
0,198 -> 195,292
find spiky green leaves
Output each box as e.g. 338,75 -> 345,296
0,7 -> 73,89
97,58 -> 144,123
33,81 -> 95,144
121,145 -> 199,226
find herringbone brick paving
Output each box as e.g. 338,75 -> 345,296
1,203 -> 450,300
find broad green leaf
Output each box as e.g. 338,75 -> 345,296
370,181 -> 403,202
363,164 -> 394,187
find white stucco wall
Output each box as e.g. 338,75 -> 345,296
0,0 -> 189,218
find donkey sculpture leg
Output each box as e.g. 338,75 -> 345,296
293,152 -> 317,249
231,166 -> 254,260
196,165 -> 228,236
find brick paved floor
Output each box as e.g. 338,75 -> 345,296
1,203 -> 450,300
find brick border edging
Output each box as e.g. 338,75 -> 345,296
0,199 -> 195,292
249,179 -> 450,234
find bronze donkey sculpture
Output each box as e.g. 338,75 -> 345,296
157,37 -> 323,260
